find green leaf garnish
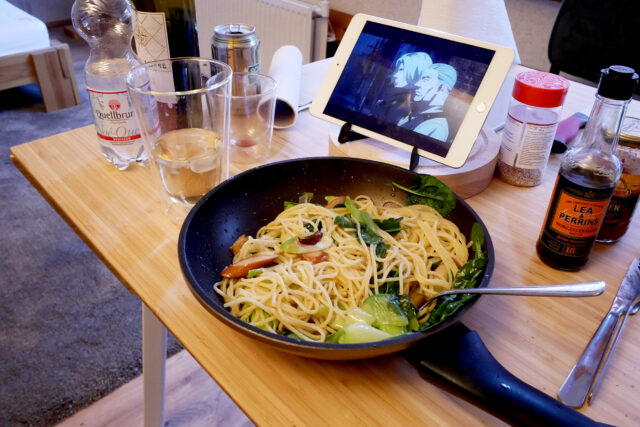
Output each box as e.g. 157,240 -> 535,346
344,197 -> 388,257
393,174 -> 456,216
420,223 -> 487,330
374,217 -> 405,235
247,269 -> 263,278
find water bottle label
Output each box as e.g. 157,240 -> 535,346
87,88 -> 140,145
135,12 -> 170,63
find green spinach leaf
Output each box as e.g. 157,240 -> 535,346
376,269 -> 399,294
393,174 -> 456,216
419,223 -> 488,330
343,197 -> 388,257
471,222 -> 485,259
334,215 -> 353,228
397,294 -> 420,331
374,217 -> 405,235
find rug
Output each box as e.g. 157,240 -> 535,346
0,28 -> 181,426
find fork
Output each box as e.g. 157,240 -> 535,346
418,281 -> 606,312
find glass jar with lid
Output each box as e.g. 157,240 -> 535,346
597,116 -> 640,242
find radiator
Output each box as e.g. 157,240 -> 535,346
195,0 -> 329,71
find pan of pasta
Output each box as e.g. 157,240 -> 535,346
178,157 -> 494,360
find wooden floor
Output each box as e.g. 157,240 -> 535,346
58,350 -> 253,427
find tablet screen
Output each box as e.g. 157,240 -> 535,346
323,21 -> 496,157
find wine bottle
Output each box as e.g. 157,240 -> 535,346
131,0 -> 199,62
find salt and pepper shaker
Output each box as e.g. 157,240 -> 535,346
496,71 -> 570,187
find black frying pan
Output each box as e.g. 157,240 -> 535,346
178,156 -> 493,359
178,157 -> 607,426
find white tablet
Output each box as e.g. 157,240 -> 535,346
311,14 -> 515,168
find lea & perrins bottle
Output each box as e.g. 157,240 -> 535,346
536,65 -> 639,271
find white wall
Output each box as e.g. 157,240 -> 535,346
330,0 -> 422,24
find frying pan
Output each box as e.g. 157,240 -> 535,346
178,157 -> 606,426
178,156 -> 493,359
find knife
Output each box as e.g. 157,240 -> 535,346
557,258 -> 640,408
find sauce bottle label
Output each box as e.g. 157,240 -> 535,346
600,172 -> 640,233
549,190 -> 609,237
87,88 -> 140,145
538,174 -> 614,259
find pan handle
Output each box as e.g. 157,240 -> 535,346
403,324 -> 611,427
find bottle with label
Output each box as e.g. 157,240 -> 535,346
496,71 -> 569,186
596,116 -> 640,242
72,0 -> 146,170
131,0 -> 200,129
132,0 -> 199,63
536,65 -> 638,271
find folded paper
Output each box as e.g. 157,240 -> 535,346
269,45 -> 303,129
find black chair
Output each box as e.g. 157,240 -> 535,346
548,0 -> 640,92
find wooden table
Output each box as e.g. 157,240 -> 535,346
10,63 -> 640,426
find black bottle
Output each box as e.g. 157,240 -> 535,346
536,65 -> 639,271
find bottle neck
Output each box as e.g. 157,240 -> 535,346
581,93 -> 630,155
87,36 -> 136,60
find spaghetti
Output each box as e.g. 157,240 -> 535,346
214,196 -> 469,342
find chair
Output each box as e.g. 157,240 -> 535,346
548,0 -> 640,91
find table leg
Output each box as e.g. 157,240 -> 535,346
142,304 -> 167,427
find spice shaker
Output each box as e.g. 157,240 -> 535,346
497,71 -> 570,186
596,116 -> 640,242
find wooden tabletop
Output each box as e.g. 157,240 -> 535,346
10,65 -> 640,425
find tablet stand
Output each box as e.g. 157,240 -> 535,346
337,122 -> 367,143
338,122 -> 421,171
328,124 -> 500,199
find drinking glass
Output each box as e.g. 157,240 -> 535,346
126,58 -> 232,221
228,73 -> 277,164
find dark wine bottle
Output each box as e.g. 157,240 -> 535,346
132,1 -> 201,129
132,0 -> 199,62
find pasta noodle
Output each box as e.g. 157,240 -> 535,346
214,196 -> 469,342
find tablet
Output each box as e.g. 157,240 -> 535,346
311,14 -> 515,168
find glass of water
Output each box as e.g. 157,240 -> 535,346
126,58 -> 232,222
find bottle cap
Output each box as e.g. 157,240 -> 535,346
597,65 -> 639,100
512,71 -> 570,108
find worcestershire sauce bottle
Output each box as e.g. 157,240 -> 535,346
536,66 -> 638,271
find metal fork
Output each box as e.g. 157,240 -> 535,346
418,281 -> 606,312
